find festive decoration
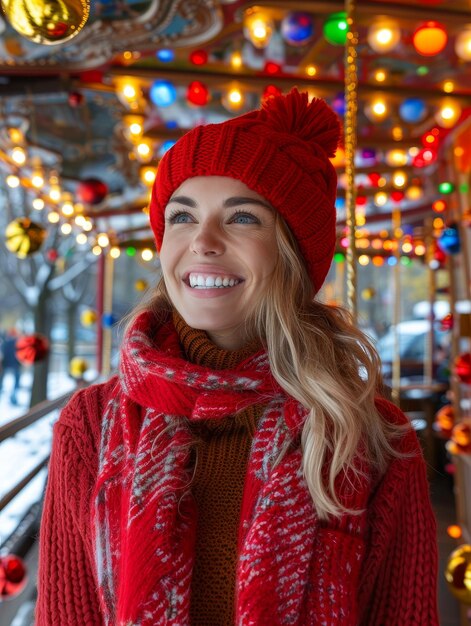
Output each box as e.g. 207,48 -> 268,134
69,357 -> 89,379
222,86 -> 245,112
186,81 -> 210,106
262,85 -> 282,102
331,93 -> 346,116
46,249 -> 59,263
367,20 -> 400,53
1,0 -> 90,45
323,12 -> 348,46
435,99 -> 461,129
15,334 -> 49,365
439,314 -> 454,331
438,181 -> 455,194
68,91 -> 84,107
413,148 -> 437,168
445,545 -> 471,603
451,421 -> 471,453
455,27 -> 471,61
281,12 -> 314,46
0,554 -> 27,599
76,178 -> 108,205
438,225 -> 460,255
149,80 -> 177,107
102,312 -> 117,328
399,98 -> 427,123
243,9 -> 274,49
156,49 -> 175,63
135,279 -> 148,292
455,353 -> 471,384
81,309 -> 97,326
189,49 -> 208,65
5,218 -> 47,259
434,404 -> 455,436
413,21 -> 447,56
361,287 -> 376,301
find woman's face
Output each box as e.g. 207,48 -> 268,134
160,176 -> 278,350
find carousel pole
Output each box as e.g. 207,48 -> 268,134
391,204 -> 402,405
96,252 -> 104,376
425,217 -> 436,384
344,0 -> 358,320
102,252 -> 115,377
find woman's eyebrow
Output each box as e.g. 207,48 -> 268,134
223,196 -> 272,210
167,195 -> 197,207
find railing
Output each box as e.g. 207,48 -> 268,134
0,388 -> 87,626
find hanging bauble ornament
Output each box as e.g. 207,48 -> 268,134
0,554 -> 27,599
15,334 -> 49,365
446,545 -> 471,603
68,91 -> 84,107
281,12 -> 314,47
413,21 -> 447,56
5,218 -> 47,259
323,12 -> 348,46
1,0 -> 90,45
434,404 -> 455,436
439,313 -> 454,331
331,92 -> 346,116
149,80 -> 177,108
80,309 -> 97,326
186,81 -> 210,107
452,420 -> 471,452
455,27 -> 471,61
262,85 -> 282,102
330,146 -> 345,168
69,356 -> 89,379
76,178 -> 108,205
455,353 -> 471,384
399,98 -> 427,123
438,224 -> 460,255
102,312 -> 117,329
361,287 -> 376,301
46,249 -> 59,263
135,279 -> 148,292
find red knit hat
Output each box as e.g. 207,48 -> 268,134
149,89 -> 340,293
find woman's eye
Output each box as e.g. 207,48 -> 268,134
168,211 -> 193,224
232,212 -> 259,224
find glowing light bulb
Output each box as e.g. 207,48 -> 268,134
92,245 -> 102,256
110,247 -> 121,259
76,233 -> 87,244
123,84 -> 137,99
367,21 -> 400,52
392,171 -> 407,188
48,211 -> 60,223
243,11 -> 274,49
230,51 -> 242,69
374,69 -> 387,83
141,248 -> 154,261
61,201 -> 74,216
129,122 -> 143,136
306,65 -> 317,77
97,233 -> 110,247
61,223 -> 72,235
31,172 -> 44,188
11,147 -> 26,165
6,174 -> 20,188
33,198 -> 45,210
49,185 -> 61,202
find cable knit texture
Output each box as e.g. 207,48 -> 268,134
36,310 -> 439,626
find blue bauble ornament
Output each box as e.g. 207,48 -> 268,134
399,98 -> 427,123
102,313 -> 117,328
331,92 -> 346,116
438,225 -> 461,255
158,140 -> 177,156
149,80 -> 177,107
281,12 -> 314,46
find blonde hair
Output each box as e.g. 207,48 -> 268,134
124,214 -> 406,521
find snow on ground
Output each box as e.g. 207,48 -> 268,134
0,366 -> 97,543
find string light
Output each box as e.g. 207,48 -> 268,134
6,174 -> 20,188
61,223 -> 72,235
243,10 -> 274,49
141,248 -> 154,261
31,172 -> 45,188
306,65 -> 317,77
48,211 -> 60,223
367,20 -> 400,52
76,233 -> 87,244
373,69 -> 387,82
32,198 -> 45,210
230,51 -> 243,69
110,247 -> 121,259
97,233 -> 110,247
11,147 -> 26,165
49,185 -> 61,202
92,245 -> 102,256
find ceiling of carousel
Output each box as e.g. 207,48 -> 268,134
1,0 -> 471,254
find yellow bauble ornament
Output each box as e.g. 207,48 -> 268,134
69,357 -> 89,379
80,309 -> 97,326
1,0 -> 90,45
445,545 -> 471,604
5,217 -> 47,258
135,279 -> 148,292
361,287 -> 376,301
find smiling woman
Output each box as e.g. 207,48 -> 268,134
36,90 -> 438,626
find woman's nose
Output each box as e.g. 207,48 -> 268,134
190,223 -> 225,256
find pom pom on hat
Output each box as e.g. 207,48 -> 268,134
259,90 -> 340,158
149,88 -> 340,293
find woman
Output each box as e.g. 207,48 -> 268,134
36,89 -> 438,625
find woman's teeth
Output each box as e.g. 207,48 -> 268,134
188,274 -> 240,289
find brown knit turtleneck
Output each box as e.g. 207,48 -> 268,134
173,311 -> 265,626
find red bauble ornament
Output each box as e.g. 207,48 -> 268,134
439,313 -> 454,331
15,334 -> 49,365
186,81 -> 210,106
455,353 -> 471,384
46,249 -> 59,262
264,61 -> 282,75
368,172 -> 381,187
76,178 -> 108,205
391,190 -> 405,203
262,85 -> 282,102
0,555 -> 28,599
68,91 -> 84,107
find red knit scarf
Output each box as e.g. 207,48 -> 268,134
92,310 -> 371,625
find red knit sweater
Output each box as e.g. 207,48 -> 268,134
36,331 -> 439,625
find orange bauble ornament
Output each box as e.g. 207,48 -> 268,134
452,421 -> 471,453
435,404 -> 455,436
15,334 -> 49,365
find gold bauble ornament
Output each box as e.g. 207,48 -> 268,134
135,279 -> 148,292
1,0 -> 90,45
445,544 -> 471,604
80,309 -> 97,327
5,217 -> 47,258
69,357 -> 89,379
